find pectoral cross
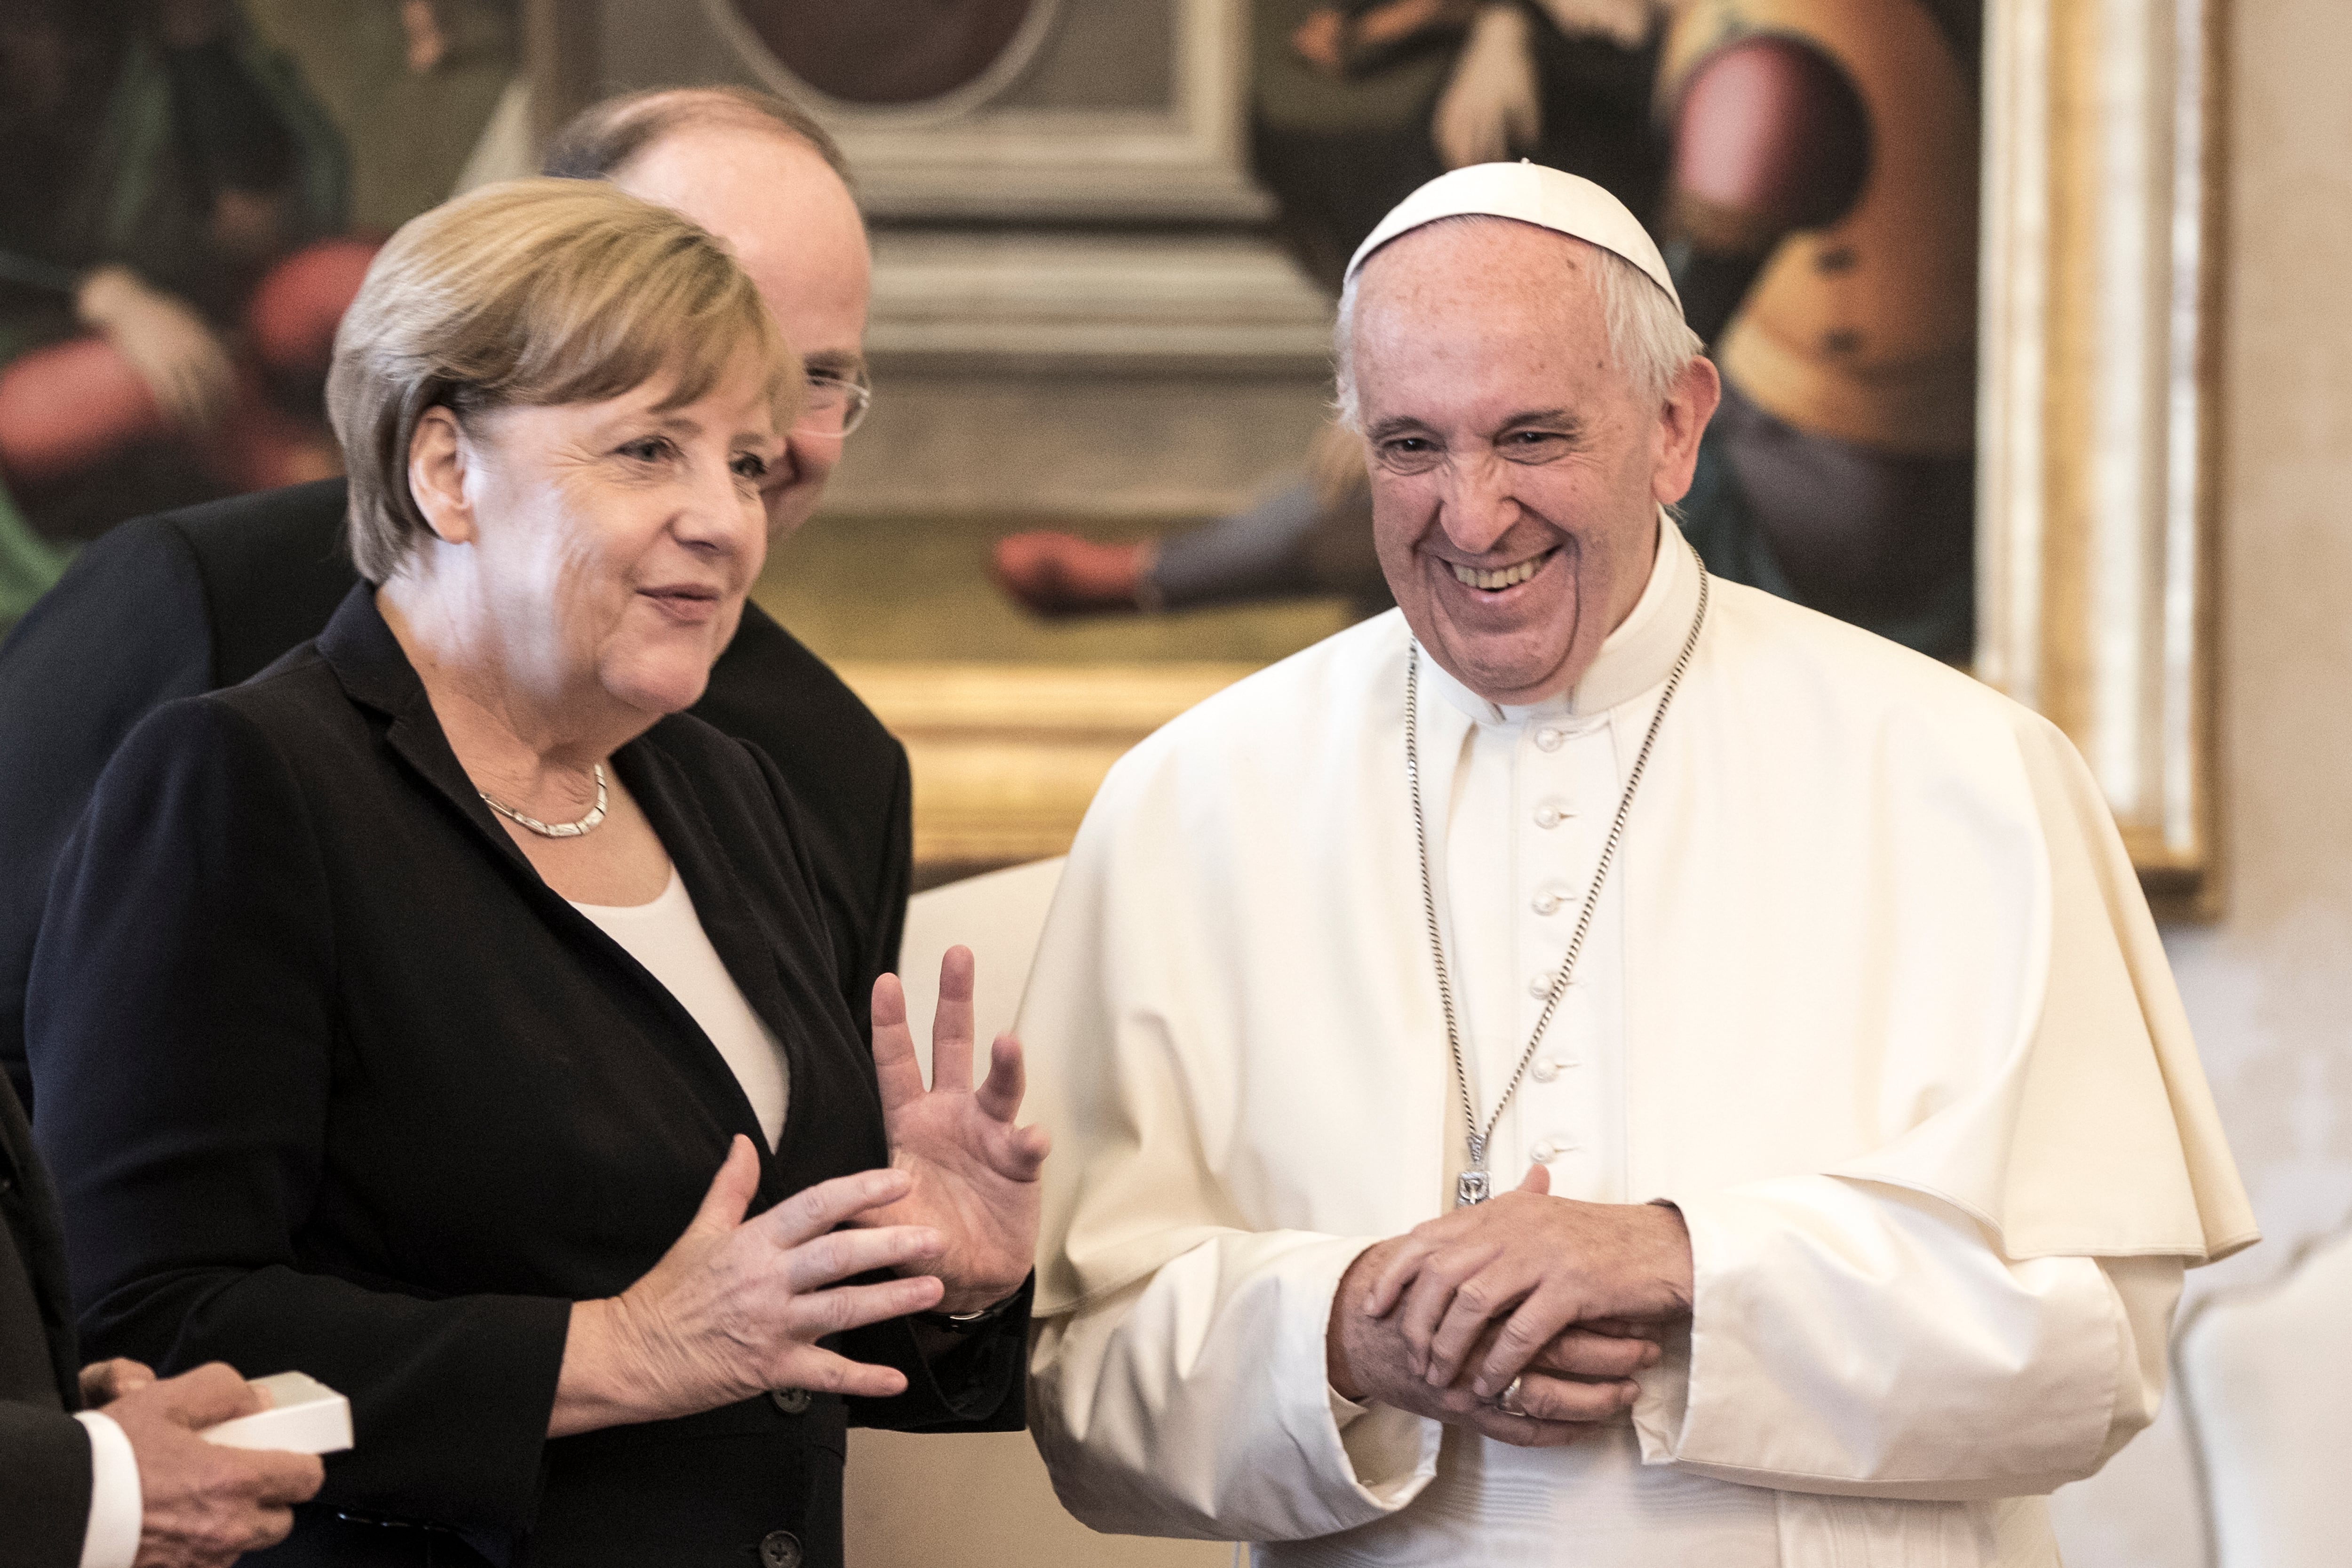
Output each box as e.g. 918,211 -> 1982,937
1455,1136 -> 1491,1207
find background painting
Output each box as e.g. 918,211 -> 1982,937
1230,0 -> 1983,660
733,0 -> 1994,872
0,0 -> 2216,892
0,0 -> 518,625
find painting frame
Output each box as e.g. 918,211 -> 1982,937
1978,0 -> 2226,911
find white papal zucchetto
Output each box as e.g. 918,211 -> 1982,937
1343,159 -> 1684,314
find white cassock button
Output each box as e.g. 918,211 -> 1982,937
1528,969 -> 1573,997
1531,1140 -> 1561,1163
1531,1058 -> 1562,1082
1532,891 -> 1563,916
1534,727 -> 1567,753
1532,803 -> 1568,829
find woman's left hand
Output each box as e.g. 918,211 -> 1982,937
859,947 -> 1050,1313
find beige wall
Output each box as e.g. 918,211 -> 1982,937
845,1428 -> 1230,1568
2048,0 -> 2352,1561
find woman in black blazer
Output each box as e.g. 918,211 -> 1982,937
25,181 -> 1044,1568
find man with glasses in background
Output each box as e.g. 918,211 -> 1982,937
0,87 -> 901,1114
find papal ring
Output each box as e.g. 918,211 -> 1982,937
1496,1375 -> 1528,1417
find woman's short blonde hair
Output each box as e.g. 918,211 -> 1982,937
328,177 -> 797,582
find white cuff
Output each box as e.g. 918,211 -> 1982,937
1327,1383 -> 1370,1432
1640,1180 -> 2122,1495
72,1412 -> 142,1568
1271,1235 -> 1438,1512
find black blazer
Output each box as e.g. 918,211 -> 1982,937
0,1072 -> 90,1568
0,478 -> 912,1115
26,588 -> 1020,1568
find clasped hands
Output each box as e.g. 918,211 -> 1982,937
555,947 -> 1047,1436
1327,1166 -> 1693,1449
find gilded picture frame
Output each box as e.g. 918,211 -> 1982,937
1978,0 -> 2225,909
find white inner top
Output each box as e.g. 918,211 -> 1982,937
571,868 -> 790,1148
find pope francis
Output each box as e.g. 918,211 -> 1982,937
1017,163 -> 2257,1567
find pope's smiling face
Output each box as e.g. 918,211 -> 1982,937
1350,219 -> 1716,706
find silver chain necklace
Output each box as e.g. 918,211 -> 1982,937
1407,555 -> 1708,1207
481,763 -> 609,839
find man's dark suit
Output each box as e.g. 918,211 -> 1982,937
0,1071 -> 95,1568
0,478 -> 913,1114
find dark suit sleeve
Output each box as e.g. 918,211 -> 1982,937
0,1404 -> 92,1568
28,699 -> 571,1539
691,606 -> 911,1037
839,1278 -> 1030,1435
0,520 -> 215,1113
869,747 -> 913,989
736,738 -> 867,1014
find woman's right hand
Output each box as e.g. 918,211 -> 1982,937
550,1138 -> 946,1436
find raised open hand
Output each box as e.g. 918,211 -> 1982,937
855,946 -> 1050,1313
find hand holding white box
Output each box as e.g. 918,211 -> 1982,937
199,1371 -> 353,1455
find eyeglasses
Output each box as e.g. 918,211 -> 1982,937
793,371 -> 871,438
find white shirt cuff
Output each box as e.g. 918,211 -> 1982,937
72,1411 -> 142,1568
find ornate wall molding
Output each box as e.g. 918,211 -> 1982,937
698,0 -> 1066,129
591,0 -> 1267,220
862,231 -> 1332,375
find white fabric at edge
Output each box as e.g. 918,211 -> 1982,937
72,1411 -> 140,1568
572,869 -> 790,1148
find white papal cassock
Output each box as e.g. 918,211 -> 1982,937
1019,516 -> 2256,1568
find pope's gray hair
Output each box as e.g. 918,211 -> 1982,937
1331,217 -> 1703,430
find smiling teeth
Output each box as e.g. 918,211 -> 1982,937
1452,555 -> 1547,590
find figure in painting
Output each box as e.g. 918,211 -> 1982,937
1663,0 -> 1980,659
1271,0 -> 1667,281
994,0 -> 1669,624
0,0 -> 367,627
995,0 -> 1982,662
245,0 -> 525,231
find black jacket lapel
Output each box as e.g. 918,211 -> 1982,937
314,585 -> 540,882
621,740 -> 889,1207
312,587 -> 773,1158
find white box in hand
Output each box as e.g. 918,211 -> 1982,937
199,1372 -> 353,1455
